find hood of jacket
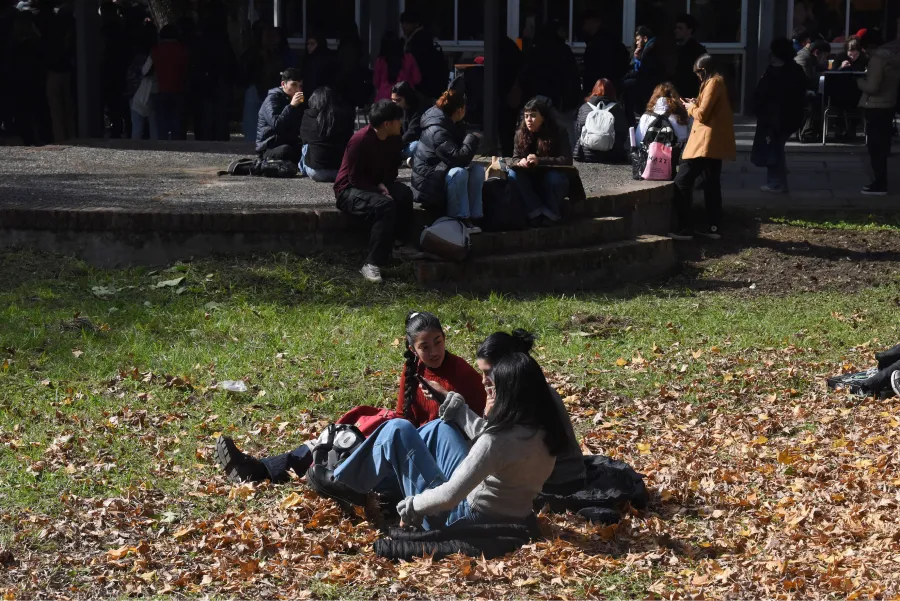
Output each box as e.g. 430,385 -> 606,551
875,39 -> 900,67
420,106 -> 454,132
266,86 -> 286,100
652,97 -> 669,115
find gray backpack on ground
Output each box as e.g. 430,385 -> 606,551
420,217 -> 471,262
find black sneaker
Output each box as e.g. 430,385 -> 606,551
861,183 -> 887,196
668,228 -> 695,241
215,436 -> 270,483
306,464 -> 367,512
695,225 -> 722,240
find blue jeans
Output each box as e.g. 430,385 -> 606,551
401,141 -> 418,160
766,135 -> 789,191
445,164 -> 485,220
299,144 -> 339,182
129,98 -> 157,141
334,419 -> 479,530
153,92 -> 185,140
509,169 -> 569,221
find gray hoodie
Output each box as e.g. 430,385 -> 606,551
858,39 -> 900,109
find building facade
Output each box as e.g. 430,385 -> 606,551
256,0 -> 898,114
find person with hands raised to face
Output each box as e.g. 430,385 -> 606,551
255,67 -> 306,162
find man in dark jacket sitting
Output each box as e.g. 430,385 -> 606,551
334,100 -> 414,284
255,67 -> 306,162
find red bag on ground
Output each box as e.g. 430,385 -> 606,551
337,406 -> 398,437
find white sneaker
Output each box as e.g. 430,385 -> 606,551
892,371 -> 900,397
467,225 -> 482,235
360,264 -> 383,283
405,158 -> 413,168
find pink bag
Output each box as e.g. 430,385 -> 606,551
641,142 -> 673,181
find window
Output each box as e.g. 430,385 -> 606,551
572,0 -> 624,43
690,0 -> 742,43
791,0 -> 891,43
283,0 -> 356,40
635,0 -> 684,40
849,0 -> 887,36
404,0 -> 455,41
710,52 -> 744,110
519,0 -> 571,40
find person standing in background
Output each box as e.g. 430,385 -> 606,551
856,30 -> 900,195
673,14 -> 707,100
400,10 -> 447,100
580,10 -> 630,97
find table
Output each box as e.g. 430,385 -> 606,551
818,71 -> 866,145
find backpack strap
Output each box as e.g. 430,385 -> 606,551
600,101 -> 617,111
587,102 -> 599,112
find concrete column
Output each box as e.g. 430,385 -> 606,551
75,0 -> 103,138
753,0 -> 775,115
273,0 -> 282,27
482,0 -> 500,153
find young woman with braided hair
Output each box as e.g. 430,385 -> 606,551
396,311 -> 487,426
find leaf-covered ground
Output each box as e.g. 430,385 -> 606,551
1,215 -> 899,599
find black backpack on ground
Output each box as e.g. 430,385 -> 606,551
218,158 -> 298,178
305,423 -> 367,511
482,177 -> 528,232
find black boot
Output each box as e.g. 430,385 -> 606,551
876,344 -> 900,370
215,436 -> 270,483
860,360 -> 900,397
306,464 -> 367,511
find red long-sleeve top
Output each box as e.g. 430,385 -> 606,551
395,351 -> 487,427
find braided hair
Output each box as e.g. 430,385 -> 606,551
401,311 -> 444,421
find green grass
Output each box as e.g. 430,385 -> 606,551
766,212 -> 900,232
1,246 -> 898,525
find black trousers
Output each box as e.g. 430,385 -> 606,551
336,182 -> 414,266
865,107 -> 894,188
673,157 -> 722,231
261,144 -> 302,163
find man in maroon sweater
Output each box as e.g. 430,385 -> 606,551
334,100 -> 414,283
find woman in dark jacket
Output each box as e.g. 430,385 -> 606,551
411,90 -> 484,231
302,31 -> 336,97
299,86 -> 354,182
573,78 -> 628,163
753,38 -> 807,193
391,81 -> 426,162
510,98 -> 572,227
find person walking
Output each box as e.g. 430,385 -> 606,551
856,30 -> 900,195
670,55 -> 736,241
373,31 -> 421,102
410,90 -> 484,231
753,38 -> 807,194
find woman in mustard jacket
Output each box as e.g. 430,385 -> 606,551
670,54 -> 736,240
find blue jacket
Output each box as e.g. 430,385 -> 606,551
255,87 -> 303,153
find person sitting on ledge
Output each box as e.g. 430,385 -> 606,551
574,78 -> 629,164
391,81 -> 426,164
411,89 -> 484,232
255,67 -> 306,163
334,99 -> 415,284
510,97 -> 572,228
298,86 -> 354,182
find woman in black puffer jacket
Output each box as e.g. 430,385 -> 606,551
411,90 -> 484,231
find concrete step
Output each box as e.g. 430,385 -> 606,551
470,217 -> 628,255
415,235 -> 676,292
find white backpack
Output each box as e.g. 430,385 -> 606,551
580,101 -> 617,152
419,217 -> 470,262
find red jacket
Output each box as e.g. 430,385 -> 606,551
151,40 -> 189,94
395,351 -> 487,427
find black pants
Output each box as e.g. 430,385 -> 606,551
337,182 -> 414,266
673,158 -> 722,231
260,444 -> 313,482
261,144 -> 302,163
799,94 -> 822,142
865,107 -> 894,188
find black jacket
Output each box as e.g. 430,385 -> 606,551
402,105 -> 425,145
582,31 -> 630,94
573,96 -> 629,163
256,87 -> 303,153
754,62 -> 808,136
521,35 -> 583,112
303,47 -> 337,97
410,106 -> 480,208
299,106 -> 355,170
404,28 -> 447,98
674,38 -> 707,99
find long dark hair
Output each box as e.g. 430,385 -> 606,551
402,311 -> 444,421
379,31 -> 404,83
392,80 -> 422,112
486,353 -> 568,456
694,54 -> 718,89
476,329 -> 535,363
514,98 -> 561,158
308,86 -> 335,137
